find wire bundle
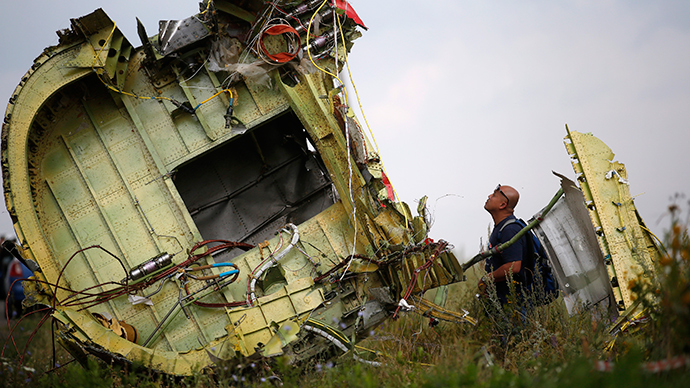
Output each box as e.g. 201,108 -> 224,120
392,241 -> 450,319
43,241 -> 253,311
257,19 -> 301,64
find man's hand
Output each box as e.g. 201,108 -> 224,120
478,277 -> 488,296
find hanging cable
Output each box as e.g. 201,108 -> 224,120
306,1 -> 364,276
90,22 -> 232,118
303,319 -> 382,366
334,16 -> 404,216
306,0 -> 347,100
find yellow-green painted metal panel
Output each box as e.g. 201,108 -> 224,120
1,2 -> 467,375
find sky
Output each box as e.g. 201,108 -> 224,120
1,1 -> 688,261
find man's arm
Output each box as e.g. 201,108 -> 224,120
486,261 -> 521,282
478,221 -> 525,291
478,258 -> 522,292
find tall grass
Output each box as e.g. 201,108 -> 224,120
2,203 -> 690,387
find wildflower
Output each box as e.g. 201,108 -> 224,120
659,256 -> 672,266
672,236 -> 681,250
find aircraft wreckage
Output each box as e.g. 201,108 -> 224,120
1,0 -> 661,376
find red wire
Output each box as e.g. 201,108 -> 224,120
392,241 -> 449,319
259,24 -> 301,63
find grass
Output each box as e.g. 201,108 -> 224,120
2,203 -> 690,387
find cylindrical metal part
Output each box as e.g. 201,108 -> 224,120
293,8 -> 334,35
288,0 -> 324,18
304,30 -> 334,53
129,253 -> 172,282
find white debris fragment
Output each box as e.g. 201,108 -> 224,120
129,294 -> 154,306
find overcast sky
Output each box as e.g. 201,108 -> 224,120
1,1 -> 688,260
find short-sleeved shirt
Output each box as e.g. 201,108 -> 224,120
485,215 -> 530,302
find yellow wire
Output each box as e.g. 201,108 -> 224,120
306,319 -> 351,345
354,344 -> 380,354
335,16 -> 406,225
90,22 -> 118,69
199,0 -> 213,15
89,21 -> 231,110
640,224 -> 669,256
611,168 -> 656,269
306,0 -> 348,103
304,320 -> 436,366
307,320 -> 435,366
614,181 -> 636,253
353,345 -> 434,367
90,22 -> 173,103
310,4 -> 411,228
197,88 -> 233,106
93,5 -> 403,231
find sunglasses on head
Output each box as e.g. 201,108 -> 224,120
495,184 -> 510,207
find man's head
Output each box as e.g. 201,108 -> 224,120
484,184 -> 520,223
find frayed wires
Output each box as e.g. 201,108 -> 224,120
91,22 -> 239,129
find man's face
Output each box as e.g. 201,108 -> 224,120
484,188 -> 508,212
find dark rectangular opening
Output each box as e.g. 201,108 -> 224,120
173,111 -> 336,259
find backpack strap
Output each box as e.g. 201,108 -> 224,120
497,218 -> 519,238
497,217 -> 559,303
497,217 -> 537,280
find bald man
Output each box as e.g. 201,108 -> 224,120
478,184 -> 531,304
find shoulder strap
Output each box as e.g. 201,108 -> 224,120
498,217 -> 524,237
498,218 -> 538,263
498,218 -> 516,234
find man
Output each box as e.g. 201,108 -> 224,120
478,184 -> 531,304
